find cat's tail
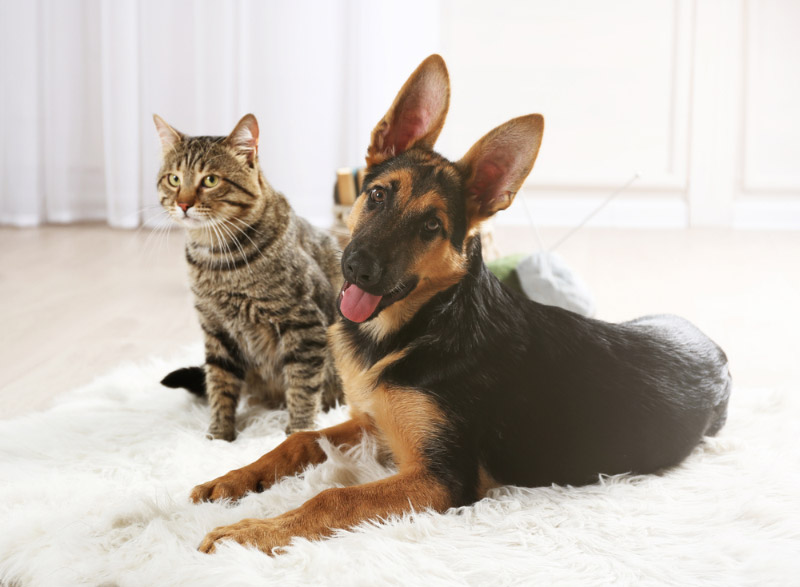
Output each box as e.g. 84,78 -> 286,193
161,366 -> 206,397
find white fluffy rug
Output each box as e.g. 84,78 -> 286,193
1,348 -> 798,587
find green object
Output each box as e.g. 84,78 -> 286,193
487,254 -> 526,294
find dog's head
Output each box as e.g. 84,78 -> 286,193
339,55 -> 544,336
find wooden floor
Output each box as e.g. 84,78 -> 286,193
1,223 -> 798,419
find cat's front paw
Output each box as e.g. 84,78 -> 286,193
284,420 -> 314,436
190,469 -> 260,503
206,425 -> 236,442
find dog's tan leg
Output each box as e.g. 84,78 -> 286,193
190,414 -> 372,502
198,468 -> 451,553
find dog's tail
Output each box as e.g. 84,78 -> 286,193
161,366 -> 206,397
704,364 -> 732,437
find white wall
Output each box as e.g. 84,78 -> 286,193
438,0 -> 800,229
1,0 -> 798,229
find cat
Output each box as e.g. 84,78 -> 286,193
153,113 -> 343,440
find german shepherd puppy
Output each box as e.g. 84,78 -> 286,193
192,55 -> 731,554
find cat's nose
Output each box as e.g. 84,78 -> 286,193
177,202 -> 193,213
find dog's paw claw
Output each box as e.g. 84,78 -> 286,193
190,471 -> 259,503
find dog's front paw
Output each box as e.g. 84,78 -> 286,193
190,470 -> 260,503
198,518 -> 291,554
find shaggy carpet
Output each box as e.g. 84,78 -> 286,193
0,348 -> 798,587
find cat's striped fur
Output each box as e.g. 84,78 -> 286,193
153,113 -> 343,440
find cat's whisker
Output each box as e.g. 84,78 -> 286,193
217,220 -> 239,270
213,218 -> 242,260
221,217 -> 271,265
134,203 -> 165,215
141,213 -> 174,260
141,212 -> 167,240
131,204 -> 169,235
115,204 -> 151,232
220,218 -> 258,249
201,217 -> 219,269
214,217 -> 253,275
208,217 -> 234,271
221,223 -> 265,269
152,215 -> 176,261
199,222 -> 212,267
228,216 -> 266,237
202,222 -> 220,270
203,220 -> 224,270
137,205 -> 169,223
141,225 -> 161,258
145,225 -> 168,262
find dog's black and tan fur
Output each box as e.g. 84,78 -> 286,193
192,55 -> 731,554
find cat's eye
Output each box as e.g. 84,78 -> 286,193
369,188 -> 386,203
425,218 -> 441,232
202,175 -> 220,188
167,174 -> 180,187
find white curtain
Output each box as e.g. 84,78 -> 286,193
0,0 -> 440,228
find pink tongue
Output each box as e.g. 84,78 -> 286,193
340,284 -> 383,323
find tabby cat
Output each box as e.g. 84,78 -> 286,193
153,113 -> 343,440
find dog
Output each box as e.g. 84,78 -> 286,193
191,54 -> 732,554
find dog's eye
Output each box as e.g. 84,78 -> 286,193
369,188 -> 386,203
425,218 -> 441,232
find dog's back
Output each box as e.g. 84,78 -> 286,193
369,247 -> 731,493
416,257 -> 732,490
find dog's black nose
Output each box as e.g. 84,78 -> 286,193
343,249 -> 382,288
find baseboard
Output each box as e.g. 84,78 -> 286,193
0,214 -> 41,228
733,198 -> 800,230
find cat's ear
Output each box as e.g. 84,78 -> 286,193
226,114 -> 259,165
457,114 -> 544,226
153,114 -> 184,155
366,54 -> 450,167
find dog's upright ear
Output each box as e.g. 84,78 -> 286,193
366,54 -> 450,167
458,114 -> 544,226
153,114 -> 184,155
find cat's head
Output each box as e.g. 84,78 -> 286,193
153,114 -> 263,229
